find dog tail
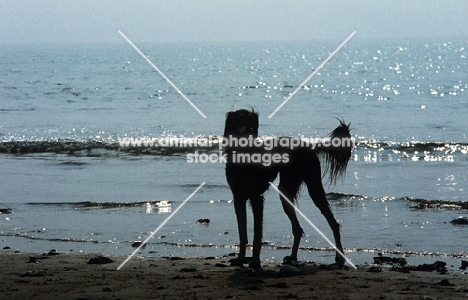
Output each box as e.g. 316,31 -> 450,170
318,119 -> 353,185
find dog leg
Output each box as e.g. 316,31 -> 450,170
305,179 -> 345,267
249,195 -> 264,269
318,202 -> 344,267
301,154 -> 345,266
231,197 -> 248,267
278,179 -> 303,265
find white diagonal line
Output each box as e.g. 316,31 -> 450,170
118,30 -> 207,119
268,182 -> 357,269
117,182 -> 206,270
268,31 -> 356,118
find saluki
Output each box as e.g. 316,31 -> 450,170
224,109 -> 352,269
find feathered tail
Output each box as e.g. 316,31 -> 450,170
318,119 -> 353,184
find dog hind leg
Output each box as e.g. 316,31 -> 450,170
311,193 -> 345,266
278,174 -> 304,264
304,158 -> 345,266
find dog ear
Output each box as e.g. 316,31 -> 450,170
251,112 -> 259,138
224,111 -> 236,138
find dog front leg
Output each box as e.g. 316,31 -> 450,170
250,195 -> 264,269
231,197 -> 248,266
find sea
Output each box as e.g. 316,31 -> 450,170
1,37 -> 467,269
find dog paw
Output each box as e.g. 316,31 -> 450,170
248,261 -> 262,270
229,258 -> 246,267
282,256 -> 298,265
335,257 -> 346,268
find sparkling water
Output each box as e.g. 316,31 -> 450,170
1,39 -> 467,266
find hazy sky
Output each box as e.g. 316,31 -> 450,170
1,0 -> 467,44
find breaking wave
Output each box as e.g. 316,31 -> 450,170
24,200 -> 171,209
1,136 -> 467,162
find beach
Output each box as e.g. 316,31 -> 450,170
1,250 -> 467,299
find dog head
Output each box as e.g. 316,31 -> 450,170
224,109 -> 259,139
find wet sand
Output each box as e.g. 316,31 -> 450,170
1,251 -> 467,299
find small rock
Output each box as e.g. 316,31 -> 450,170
267,282 -> 288,289
432,279 -> 455,286
215,263 -> 227,268
279,265 -> 304,277
20,270 -> 46,277
243,285 -> 262,291
373,256 -> 407,265
180,267 -> 197,272
131,241 -> 146,249
196,218 -> 210,224
0,208 -> 13,214
327,264 -> 341,270
392,266 -> 411,273
87,255 -> 114,265
420,261 -> 447,272
450,217 -> 468,225
373,256 -> 392,264
169,257 -> 185,261
28,254 -> 49,263
367,266 -> 381,273
47,249 -> 59,256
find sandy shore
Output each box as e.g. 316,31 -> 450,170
1,251 -> 467,300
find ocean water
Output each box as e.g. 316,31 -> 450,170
1,39 -> 468,267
